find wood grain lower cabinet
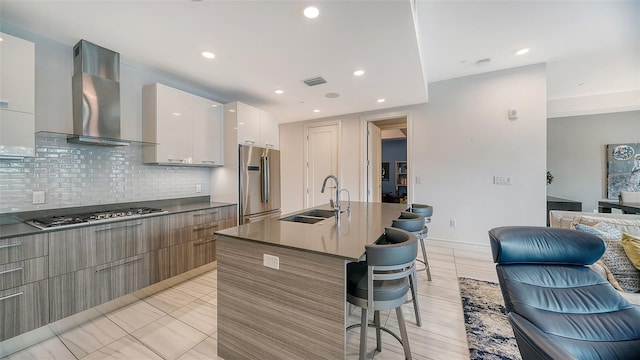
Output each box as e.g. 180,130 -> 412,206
0,233 -> 47,264
0,280 -> 48,341
49,254 -> 151,322
49,220 -> 146,277
0,256 -> 48,291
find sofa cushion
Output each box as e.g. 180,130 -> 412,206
573,215 -> 640,236
573,222 -> 622,241
622,233 -> 640,270
572,223 -> 640,293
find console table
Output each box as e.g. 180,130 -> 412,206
598,200 -> 640,214
547,196 -> 582,226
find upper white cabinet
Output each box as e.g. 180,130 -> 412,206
0,32 -> 35,158
225,101 -> 279,149
142,83 -> 223,166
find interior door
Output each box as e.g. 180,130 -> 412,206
305,124 -> 339,208
367,122 -> 382,202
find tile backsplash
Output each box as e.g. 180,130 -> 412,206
0,133 -> 211,214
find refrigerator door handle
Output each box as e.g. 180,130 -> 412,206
261,156 -> 269,203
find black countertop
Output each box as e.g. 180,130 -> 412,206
0,196 -> 236,239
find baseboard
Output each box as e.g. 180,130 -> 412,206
427,237 -> 492,255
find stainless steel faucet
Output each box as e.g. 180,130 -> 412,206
321,175 -> 341,223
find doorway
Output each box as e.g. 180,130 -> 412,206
304,122 -> 340,208
363,114 -> 410,204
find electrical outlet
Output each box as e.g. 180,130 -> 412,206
195,184 -> 202,193
32,190 -> 45,204
416,176 -> 423,184
263,254 -> 279,270
493,176 -> 512,185
450,219 -> 456,227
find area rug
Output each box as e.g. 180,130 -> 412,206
458,277 -> 522,360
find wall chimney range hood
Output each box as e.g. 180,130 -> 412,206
68,40 -> 130,146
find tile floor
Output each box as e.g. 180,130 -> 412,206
2,245 -> 498,360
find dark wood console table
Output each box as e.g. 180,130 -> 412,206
598,200 -> 640,214
547,196 -> 582,226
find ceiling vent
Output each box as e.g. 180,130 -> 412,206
303,76 -> 327,86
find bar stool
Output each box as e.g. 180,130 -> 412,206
391,212 -> 424,327
406,204 -> 433,281
347,227 -> 417,360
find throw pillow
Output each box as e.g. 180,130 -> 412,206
572,222 -> 622,241
575,215 -> 640,236
621,233 -> 640,271
594,260 -> 624,291
573,223 -> 640,293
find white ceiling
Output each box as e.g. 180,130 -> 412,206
1,1 -> 638,124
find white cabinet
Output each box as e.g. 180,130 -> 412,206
225,101 -> 279,149
0,32 -> 35,158
143,83 -> 223,166
260,110 -> 279,149
192,96 -> 223,166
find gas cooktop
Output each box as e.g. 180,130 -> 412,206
27,207 -> 167,230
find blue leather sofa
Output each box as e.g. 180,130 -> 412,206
489,226 -> 640,360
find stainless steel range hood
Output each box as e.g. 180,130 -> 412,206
69,40 -> 129,146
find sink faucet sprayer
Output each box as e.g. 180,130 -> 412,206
321,175 -> 350,225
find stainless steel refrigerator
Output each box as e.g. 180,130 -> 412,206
239,145 -> 281,224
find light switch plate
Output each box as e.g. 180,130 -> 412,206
32,190 -> 45,204
493,176 -> 512,185
263,254 -> 279,270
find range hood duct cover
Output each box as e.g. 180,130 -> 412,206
70,40 -> 129,146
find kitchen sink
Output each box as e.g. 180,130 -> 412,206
298,209 -> 338,218
280,209 -> 345,224
279,215 -> 325,224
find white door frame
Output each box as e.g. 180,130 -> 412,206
303,120 -> 341,208
360,111 -> 413,204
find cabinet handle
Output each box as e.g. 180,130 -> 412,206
201,160 -> 216,164
193,224 -> 219,231
193,211 -> 218,217
0,242 -> 22,250
0,267 -> 23,276
265,144 -> 274,149
167,158 -> 185,163
95,256 -> 144,273
94,222 -> 142,233
244,140 -> 255,145
0,291 -> 23,301
193,238 -> 216,246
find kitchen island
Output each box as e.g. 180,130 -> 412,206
215,201 -> 408,359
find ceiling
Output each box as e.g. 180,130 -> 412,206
0,1 -> 638,124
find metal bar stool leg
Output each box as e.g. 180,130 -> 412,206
359,308 -> 368,360
419,235 -> 431,281
396,307 -> 413,360
409,269 -> 422,326
374,310 -> 382,352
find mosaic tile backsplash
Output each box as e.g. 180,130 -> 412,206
0,133 -> 211,214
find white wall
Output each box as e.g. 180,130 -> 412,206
280,64 -> 548,249
547,110 -> 640,212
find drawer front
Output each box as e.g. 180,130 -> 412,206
0,256 -> 48,291
193,236 -> 216,269
49,220 -> 145,277
0,280 -> 48,341
0,233 -> 47,265
143,215 -> 170,251
49,253 -> 150,322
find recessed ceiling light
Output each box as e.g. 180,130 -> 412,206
0,37 -> 3,42
228,109 -> 236,113
325,92 -> 340,98
202,51 -> 215,59
274,89 -> 284,94
211,104 -> 218,107
353,69 -> 365,76
377,98 -> 385,103
304,6 -> 319,19
172,112 -> 181,116
313,109 -> 320,113
515,48 -> 530,56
